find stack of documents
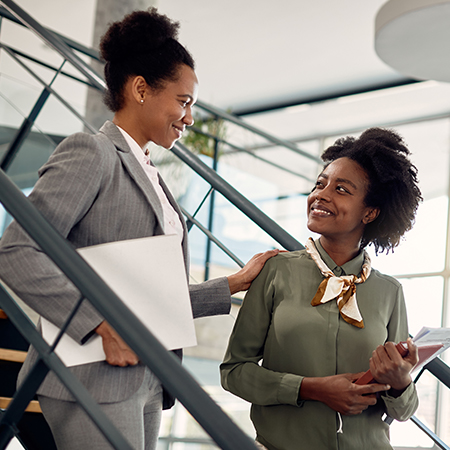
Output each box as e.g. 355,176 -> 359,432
41,235 -> 197,367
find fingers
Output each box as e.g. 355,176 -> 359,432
370,341 -> 415,390
251,249 -> 280,263
358,382 -> 391,395
312,373 -> 389,416
103,339 -> 139,366
96,321 -> 139,367
106,351 -> 139,367
340,381 -> 390,415
228,249 -> 281,294
405,338 -> 419,366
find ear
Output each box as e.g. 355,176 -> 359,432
363,207 -> 380,225
130,76 -> 148,105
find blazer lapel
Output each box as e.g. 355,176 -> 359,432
99,121 -> 165,230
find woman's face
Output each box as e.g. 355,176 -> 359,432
307,157 -> 378,246
139,64 -> 199,149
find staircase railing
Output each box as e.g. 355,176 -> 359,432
0,1 -> 302,449
0,168 -> 259,450
0,1 -> 449,449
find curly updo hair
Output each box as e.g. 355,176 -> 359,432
321,127 -> 422,254
99,8 -> 195,112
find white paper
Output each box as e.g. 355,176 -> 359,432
411,326 -> 450,373
42,235 -> 197,367
413,326 -> 450,346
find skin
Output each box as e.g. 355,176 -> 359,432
300,157 -> 418,413
113,64 -> 199,150
96,64 -> 279,366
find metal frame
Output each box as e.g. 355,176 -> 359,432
0,168 -> 259,450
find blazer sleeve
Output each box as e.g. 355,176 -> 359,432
189,277 -> 231,319
0,133 -> 109,343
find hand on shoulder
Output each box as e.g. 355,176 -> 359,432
227,249 -> 282,294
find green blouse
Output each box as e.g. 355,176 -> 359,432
220,240 -> 418,450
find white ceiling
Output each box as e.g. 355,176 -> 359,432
12,0 -> 450,143
156,0 -> 410,113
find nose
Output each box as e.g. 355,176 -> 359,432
313,185 -> 331,202
183,106 -> 194,127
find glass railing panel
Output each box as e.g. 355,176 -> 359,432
0,16 -> 68,77
31,75 -> 91,136
0,59 -> 44,123
0,123 -> 58,236
187,108 -> 320,188
0,77 -> 35,139
2,122 -> 58,187
219,144 -> 318,196
156,138 -> 319,265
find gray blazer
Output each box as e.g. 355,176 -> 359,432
0,121 -> 231,407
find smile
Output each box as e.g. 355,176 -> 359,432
311,206 -> 333,216
173,125 -> 184,137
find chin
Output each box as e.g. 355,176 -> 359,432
159,140 -> 176,150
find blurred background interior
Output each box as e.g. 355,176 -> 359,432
0,1 -> 449,449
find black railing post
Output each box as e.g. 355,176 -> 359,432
204,129 -> 220,280
0,88 -> 50,171
0,167 -> 259,450
0,359 -> 50,448
0,286 -> 135,450
172,141 -> 304,251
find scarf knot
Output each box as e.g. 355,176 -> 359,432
305,238 -> 371,329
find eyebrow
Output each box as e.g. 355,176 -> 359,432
318,173 -> 358,190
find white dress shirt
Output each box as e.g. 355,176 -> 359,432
117,126 -> 184,241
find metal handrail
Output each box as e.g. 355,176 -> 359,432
0,285 -> 135,450
0,1 -> 304,252
425,356 -> 450,389
410,415 -> 450,450
0,0 -> 105,91
0,170 -> 259,450
0,2 -> 320,167
0,1 -> 449,448
172,141 -> 303,251
0,6 -> 100,60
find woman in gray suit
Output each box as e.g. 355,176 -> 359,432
0,8 -> 277,450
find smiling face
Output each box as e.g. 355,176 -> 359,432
307,157 -> 379,248
136,64 -> 199,149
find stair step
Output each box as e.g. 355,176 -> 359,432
0,348 -> 27,363
0,396 -> 42,413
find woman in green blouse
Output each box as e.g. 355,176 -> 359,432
220,128 -> 422,450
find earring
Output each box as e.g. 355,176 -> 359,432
140,99 -> 144,104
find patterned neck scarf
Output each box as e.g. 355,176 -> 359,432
304,238 -> 371,328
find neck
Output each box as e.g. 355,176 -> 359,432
113,112 -> 147,149
318,236 -> 361,266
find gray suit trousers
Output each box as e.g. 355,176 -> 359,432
39,366 -> 163,450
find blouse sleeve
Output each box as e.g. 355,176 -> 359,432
220,259 -> 302,407
381,282 -> 419,421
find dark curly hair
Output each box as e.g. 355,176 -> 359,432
99,8 -> 195,112
321,127 -> 422,254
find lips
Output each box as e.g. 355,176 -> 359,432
310,203 -> 333,217
172,124 -> 184,139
